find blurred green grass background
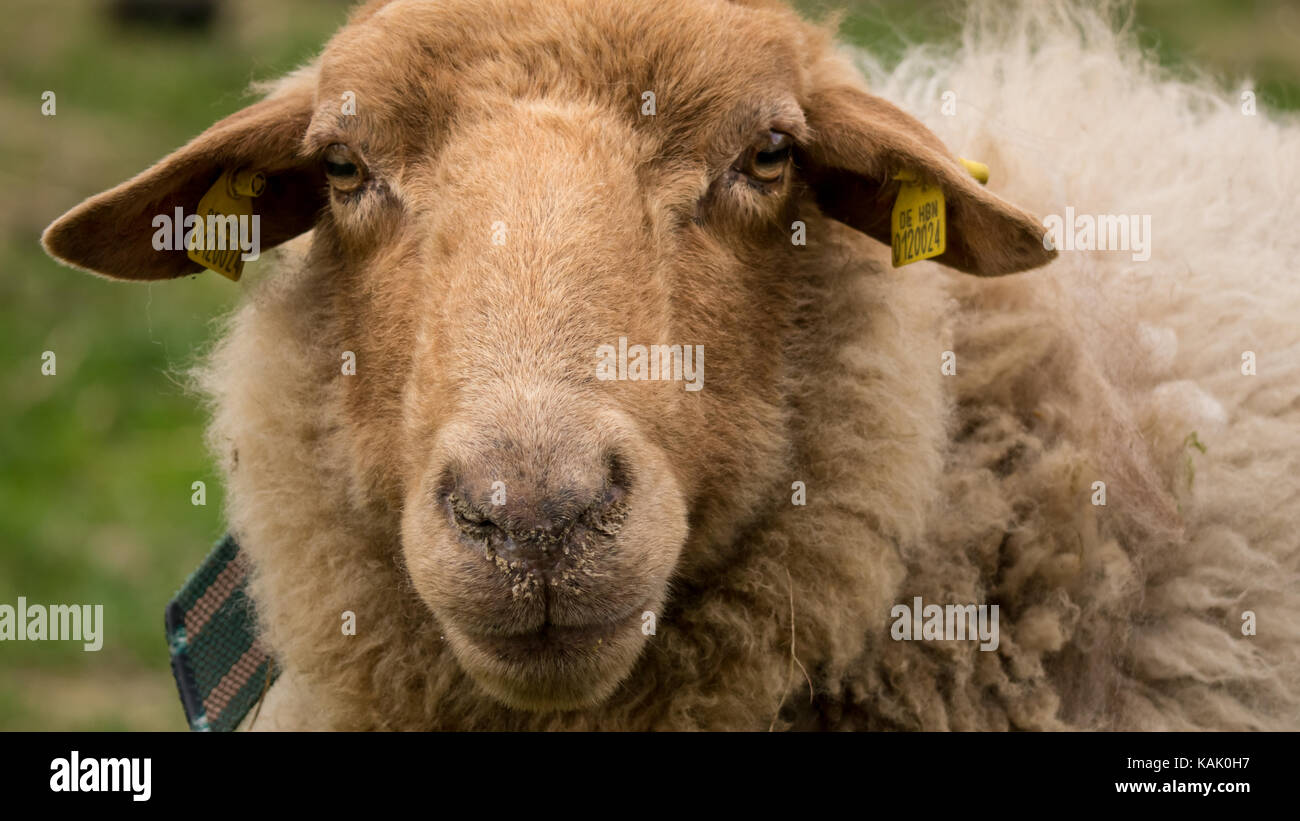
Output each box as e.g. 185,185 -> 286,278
1,0 -> 1297,731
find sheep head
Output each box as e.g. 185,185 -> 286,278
42,0 -> 1054,713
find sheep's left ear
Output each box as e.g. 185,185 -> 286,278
801,85 -> 1055,276
42,74 -> 324,281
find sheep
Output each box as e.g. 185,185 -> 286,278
41,0 -> 1300,730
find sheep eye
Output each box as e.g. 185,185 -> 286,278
737,131 -> 793,183
323,143 -> 365,192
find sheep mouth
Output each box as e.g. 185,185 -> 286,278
445,600 -> 653,710
464,604 -> 646,665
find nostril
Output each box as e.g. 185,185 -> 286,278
587,451 -> 632,536
437,449 -> 634,566
446,490 -> 503,543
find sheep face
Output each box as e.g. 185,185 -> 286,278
339,0 -> 814,711
42,0 -> 1054,715
391,97 -> 704,710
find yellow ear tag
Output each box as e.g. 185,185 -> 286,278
890,170 -> 945,267
959,158 -> 990,185
186,168 -> 265,281
889,158 -> 990,267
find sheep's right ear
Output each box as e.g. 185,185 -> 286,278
42,76 -> 324,281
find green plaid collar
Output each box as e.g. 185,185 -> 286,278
165,535 -> 277,731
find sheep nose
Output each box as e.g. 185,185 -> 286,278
441,454 -> 629,573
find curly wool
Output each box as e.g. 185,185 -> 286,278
835,1 -> 1300,730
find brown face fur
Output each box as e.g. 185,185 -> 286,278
324,0 -> 833,709
43,0 -> 1052,718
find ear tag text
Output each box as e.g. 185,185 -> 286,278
890,170 -> 945,267
187,168 -> 265,281
889,158 -> 989,268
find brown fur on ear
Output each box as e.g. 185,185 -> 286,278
42,75 -> 325,281
802,84 -> 1056,276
